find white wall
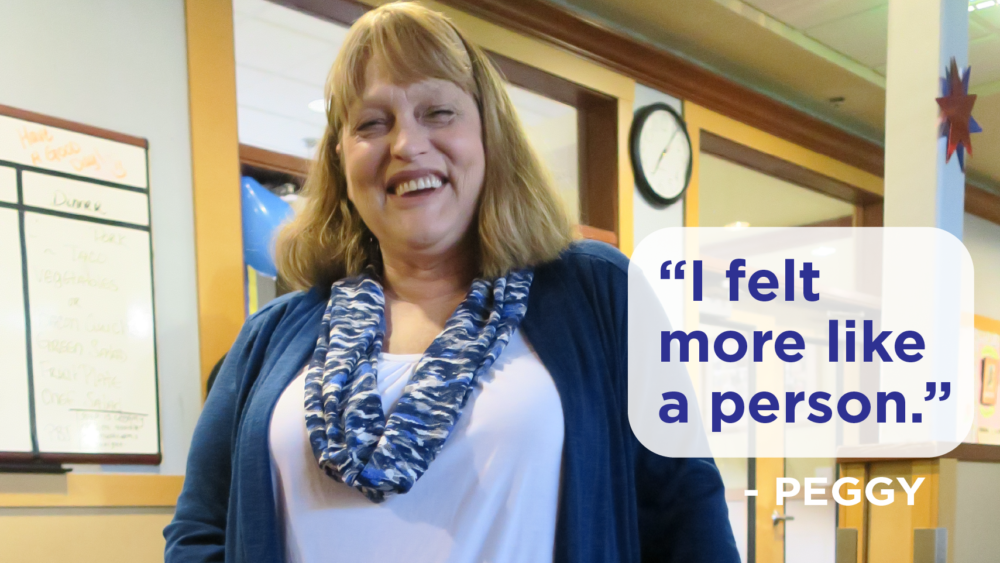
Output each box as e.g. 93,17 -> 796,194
0,0 -> 200,475
964,213 -> 1000,321
632,84 -> 687,329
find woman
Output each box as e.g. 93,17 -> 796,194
165,3 -> 738,562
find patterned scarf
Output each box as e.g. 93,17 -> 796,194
304,269 -> 533,503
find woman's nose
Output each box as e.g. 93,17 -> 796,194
390,118 -> 431,160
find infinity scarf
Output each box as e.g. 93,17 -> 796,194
303,269 -> 533,503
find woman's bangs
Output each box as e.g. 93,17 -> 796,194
331,14 -> 476,122
373,20 -> 474,93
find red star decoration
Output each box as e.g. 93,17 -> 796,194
936,58 -> 982,171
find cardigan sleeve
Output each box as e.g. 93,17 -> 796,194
626,272 -> 740,563
581,241 -> 740,562
163,306 -> 278,563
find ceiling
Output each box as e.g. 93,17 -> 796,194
232,0 -> 575,160
552,0 -> 1000,190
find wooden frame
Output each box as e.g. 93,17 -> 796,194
488,51 -> 619,241
966,184 -> 1000,226
0,103 -> 147,149
186,0 -> 244,398
682,102 -> 886,229
239,144 -> 311,179
699,130 -> 883,227
700,131 -> 881,208
0,104 -> 161,466
700,129 -> 1000,228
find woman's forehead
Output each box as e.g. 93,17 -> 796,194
353,59 -> 467,106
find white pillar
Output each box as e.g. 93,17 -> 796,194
883,0 -> 969,238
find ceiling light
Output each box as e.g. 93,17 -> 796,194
812,246 -> 836,257
308,99 -> 326,113
976,1 -> 996,9
724,221 -> 750,229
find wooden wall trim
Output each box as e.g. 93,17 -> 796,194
0,103 -> 148,148
185,0 -> 246,398
837,443 -> 1000,464
239,144 -> 312,179
965,183 -> 1000,226
701,131 -> 881,206
976,314 -> 1000,334
577,225 -> 617,246
487,51 -> 620,238
941,443 -> 1000,463
435,0 -> 885,177
0,474 -> 183,508
275,0 -> 368,25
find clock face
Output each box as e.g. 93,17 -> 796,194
631,104 -> 692,206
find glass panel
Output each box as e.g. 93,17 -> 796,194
698,152 -> 854,228
698,148 -> 856,563
505,84 -> 580,221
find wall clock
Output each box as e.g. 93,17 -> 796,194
630,103 -> 693,206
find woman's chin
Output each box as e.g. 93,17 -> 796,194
382,229 -> 470,257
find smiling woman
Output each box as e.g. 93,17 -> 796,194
164,3 -> 738,563
275,4 -> 572,287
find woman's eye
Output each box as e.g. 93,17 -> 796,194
426,108 -> 455,121
355,119 -> 388,135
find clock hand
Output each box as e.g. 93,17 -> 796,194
653,129 -> 681,172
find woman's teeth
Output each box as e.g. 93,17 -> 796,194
395,175 -> 443,195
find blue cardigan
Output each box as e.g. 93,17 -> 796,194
164,241 -> 739,562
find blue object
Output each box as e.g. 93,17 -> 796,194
164,241 -> 739,563
241,176 -> 293,278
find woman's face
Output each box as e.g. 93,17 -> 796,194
340,59 -> 485,260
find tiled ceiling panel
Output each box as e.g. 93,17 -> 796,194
978,5 -> 1000,27
235,19 -> 335,78
970,18 -> 993,40
233,0 -> 346,158
235,66 -> 326,128
744,0 -> 887,30
743,0 -> 1000,88
971,34 -> 1000,84
804,5 -> 889,68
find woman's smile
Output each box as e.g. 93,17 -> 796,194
386,169 -> 447,197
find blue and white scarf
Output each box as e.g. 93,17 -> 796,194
304,269 -> 533,503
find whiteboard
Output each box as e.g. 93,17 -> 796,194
0,113 -> 148,188
0,206 -> 32,453
0,106 -> 159,463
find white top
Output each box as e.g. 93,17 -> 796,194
269,329 -> 565,563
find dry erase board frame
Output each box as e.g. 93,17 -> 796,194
0,103 -> 161,465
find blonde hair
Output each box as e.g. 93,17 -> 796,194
275,2 -> 573,290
